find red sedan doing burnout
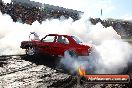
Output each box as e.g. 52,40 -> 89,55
20,33 -> 92,57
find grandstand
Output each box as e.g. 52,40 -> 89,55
11,0 -> 83,20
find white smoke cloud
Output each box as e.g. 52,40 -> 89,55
94,39 -> 132,74
0,11 -> 132,74
0,13 -> 31,55
58,21 -> 132,74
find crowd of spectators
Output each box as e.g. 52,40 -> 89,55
0,1 -> 79,25
0,2 -> 44,24
42,8 -> 79,21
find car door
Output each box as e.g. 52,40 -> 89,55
52,35 -> 70,56
36,35 -> 56,55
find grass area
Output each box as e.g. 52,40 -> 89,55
122,38 -> 132,42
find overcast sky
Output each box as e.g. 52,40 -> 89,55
2,0 -> 132,20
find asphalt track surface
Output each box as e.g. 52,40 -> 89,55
0,55 -> 131,88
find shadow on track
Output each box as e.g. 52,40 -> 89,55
21,55 -> 61,70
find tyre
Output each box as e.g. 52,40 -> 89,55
25,47 -> 36,56
64,50 -> 78,58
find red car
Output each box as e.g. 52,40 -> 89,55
20,33 -> 92,57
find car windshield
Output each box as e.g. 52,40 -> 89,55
71,36 -> 82,44
41,35 -> 55,42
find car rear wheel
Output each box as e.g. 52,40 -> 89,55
26,47 -> 35,56
64,50 -> 78,58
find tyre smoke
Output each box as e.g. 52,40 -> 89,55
0,4 -> 132,74
60,22 -> 132,74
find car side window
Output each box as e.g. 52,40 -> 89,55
57,36 -> 69,44
41,35 -> 55,42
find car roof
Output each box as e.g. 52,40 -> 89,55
47,34 -> 71,37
